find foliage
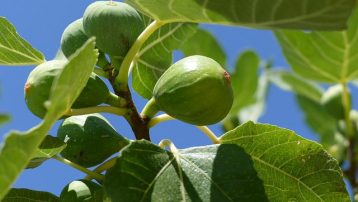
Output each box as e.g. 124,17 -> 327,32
0,0 -> 357,201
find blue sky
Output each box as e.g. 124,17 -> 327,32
0,0 -> 329,195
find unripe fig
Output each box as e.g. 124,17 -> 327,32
60,179 -> 102,201
57,114 -> 129,168
153,55 -> 233,125
83,1 -> 144,57
61,19 -> 89,58
24,60 -> 110,119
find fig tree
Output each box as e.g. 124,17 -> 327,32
83,1 -> 144,57
24,60 -> 110,119
60,179 -> 102,202
57,114 -> 129,168
153,55 -> 233,126
61,19 -> 89,58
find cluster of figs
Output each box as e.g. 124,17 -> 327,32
24,1 -> 233,199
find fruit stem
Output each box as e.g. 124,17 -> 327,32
85,157 -> 118,180
149,113 -> 221,144
65,106 -> 128,117
115,20 -> 165,90
158,139 -> 178,154
52,156 -> 105,181
93,68 -> 109,78
105,92 -> 127,107
197,126 -> 221,144
141,97 -> 160,119
148,114 -> 175,128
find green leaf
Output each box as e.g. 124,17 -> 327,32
132,23 -> 198,99
104,140 -> 269,201
321,84 -> 345,120
179,28 -> 226,67
237,64 -> 271,123
27,135 -> 66,169
45,38 -> 98,119
222,57 -> 270,132
296,95 -> 341,141
269,70 -> 323,102
275,7 -> 358,83
221,122 -> 349,201
3,188 -> 59,202
127,0 -> 354,30
229,50 -> 260,116
0,114 -> 10,126
0,17 -> 45,66
0,124 -> 52,199
0,39 -> 98,199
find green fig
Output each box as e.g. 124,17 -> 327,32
24,60 -> 110,119
153,55 -> 233,126
57,113 -> 129,168
60,179 -> 102,202
61,19 -> 89,58
83,1 -> 144,57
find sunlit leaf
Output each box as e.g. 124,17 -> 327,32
127,0 -> 354,30
0,17 -> 45,66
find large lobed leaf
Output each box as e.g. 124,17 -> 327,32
221,122 -> 349,201
275,7 -> 358,83
104,122 -> 349,201
3,188 -> 59,202
132,22 -> 197,99
127,0 -> 354,30
0,39 -> 98,199
104,140 -> 268,201
0,17 -> 45,66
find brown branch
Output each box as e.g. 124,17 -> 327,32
348,137 -> 357,188
108,69 -> 150,141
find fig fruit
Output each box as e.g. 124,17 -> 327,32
83,1 -> 144,57
60,179 -> 102,201
24,60 -> 110,119
153,55 -> 233,125
61,19 -> 89,58
57,113 -> 129,168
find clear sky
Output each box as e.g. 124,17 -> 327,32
0,0 -> 334,196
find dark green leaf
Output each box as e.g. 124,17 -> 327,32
275,7 -> 358,82
179,28 -> 226,67
105,140 -> 268,201
3,188 -> 59,202
127,0 -> 354,30
27,135 -> 66,169
132,23 -> 198,99
221,121 -> 349,201
0,17 -> 45,66
269,70 -> 323,102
